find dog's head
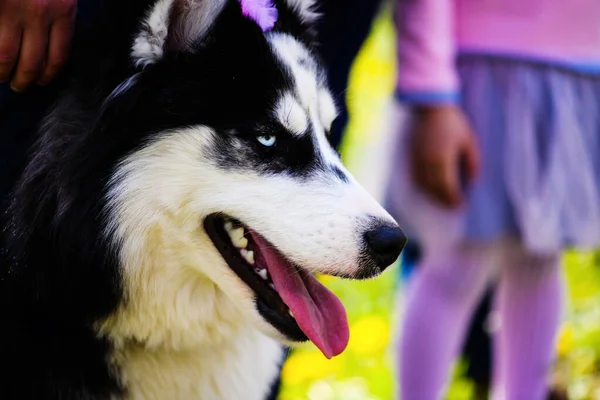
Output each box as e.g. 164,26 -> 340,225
55,0 -> 405,358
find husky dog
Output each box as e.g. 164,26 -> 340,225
0,0 -> 406,398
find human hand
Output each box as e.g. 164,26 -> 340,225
409,105 -> 480,208
0,0 -> 77,92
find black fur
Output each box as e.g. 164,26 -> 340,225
0,0 -> 329,398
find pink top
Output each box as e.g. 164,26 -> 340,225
395,0 -> 600,104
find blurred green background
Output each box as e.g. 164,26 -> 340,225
278,10 -> 600,400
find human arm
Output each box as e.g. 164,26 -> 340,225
394,0 -> 479,208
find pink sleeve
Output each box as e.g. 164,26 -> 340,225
394,0 -> 460,104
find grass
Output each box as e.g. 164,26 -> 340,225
279,10 -> 600,400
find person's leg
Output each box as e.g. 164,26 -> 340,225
398,238 -> 494,399
462,288 -> 493,399
398,244 -> 498,399
492,244 -> 563,400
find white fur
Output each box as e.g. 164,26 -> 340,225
317,87 -> 337,132
132,0 -> 173,67
111,331 -> 283,400
131,0 -> 227,67
103,74 -> 140,107
268,33 -> 318,110
283,0 -> 320,23
274,93 -> 308,135
268,32 -> 340,166
169,0 -> 227,50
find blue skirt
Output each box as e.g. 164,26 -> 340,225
385,55 -> 600,255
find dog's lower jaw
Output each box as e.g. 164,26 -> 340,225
111,330 -> 284,400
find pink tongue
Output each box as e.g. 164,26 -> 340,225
250,233 -> 349,359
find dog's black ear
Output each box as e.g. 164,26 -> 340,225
271,0 -> 320,45
131,0 -> 230,68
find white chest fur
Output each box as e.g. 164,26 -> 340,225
112,332 -> 284,400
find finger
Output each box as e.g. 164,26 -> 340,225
0,23 -> 22,83
463,135 -> 481,182
429,157 -> 462,208
443,157 -> 463,207
421,162 -> 451,206
412,152 -> 438,199
10,22 -> 49,92
410,153 -> 428,193
38,16 -> 74,86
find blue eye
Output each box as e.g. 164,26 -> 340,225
257,135 -> 277,147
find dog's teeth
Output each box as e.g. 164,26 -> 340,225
269,283 -> 276,291
241,249 -> 254,264
256,268 -> 268,280
229,227 -> 247,248
224,220 -> 233,232
230,226 -> 244,239
232,235 -> 248,249
288,310 -> 294,318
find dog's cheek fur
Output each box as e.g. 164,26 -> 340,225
97,129 -> 287,399
100,129 -> 260,348
99,128 -> 298,345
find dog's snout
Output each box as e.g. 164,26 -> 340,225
363,223 -> 407,270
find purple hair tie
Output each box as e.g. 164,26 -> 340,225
239,0 -> 278,31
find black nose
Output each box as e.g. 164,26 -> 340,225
364,224 -> 407,270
